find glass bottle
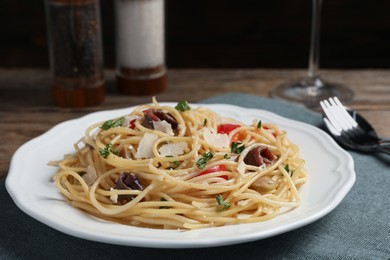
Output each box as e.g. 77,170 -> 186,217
45,0 -> 105,107
270,0 -> 353,107
115,0 -> 167,95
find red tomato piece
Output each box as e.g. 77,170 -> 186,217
197,165 -> 228,180
263,126 -> 276,137
232,130 -> 251,143
217,124 -> 240,134
129,119 -> 136,129
231,132 -> 241,143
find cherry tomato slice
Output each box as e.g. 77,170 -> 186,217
231,131 -> 247,143
263,126 -> 277,137
129,119 -> 136,129
217,124 -> 240,134
197,164 -> 228,180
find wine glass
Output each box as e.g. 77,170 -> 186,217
270,0 -> 353,108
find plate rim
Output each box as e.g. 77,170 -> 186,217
6,103 -> 355,248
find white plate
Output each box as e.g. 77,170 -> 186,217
6,103 -> 355,248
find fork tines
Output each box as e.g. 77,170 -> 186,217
320,97 -> 357,135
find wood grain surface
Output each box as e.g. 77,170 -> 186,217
1,68 -> 389,178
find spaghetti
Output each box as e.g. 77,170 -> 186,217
52,98 -> 307,230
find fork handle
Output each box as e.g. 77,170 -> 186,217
378,139 -> 390,154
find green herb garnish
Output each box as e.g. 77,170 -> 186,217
173,161 -> 181,167
216,194 -> 230,211
100,117 -> 125,130
175,100 -> 191,112
203,118 -> 207,126
257,120 -> 262,129
165,155 -> 181,169
168,161 -> 181,170
98,143 -> 118,158
231,142 -> 245,154
224,154 -> 230,159
196,152 -> 214,169
284,164 -> 294,177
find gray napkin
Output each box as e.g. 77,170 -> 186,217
1,93 -> 389,259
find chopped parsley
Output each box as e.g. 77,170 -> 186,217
257,120 -> 262,129
231,142 -> 245,154
175,100 -> 191,112
216,194 -> 230,211
196,152 -> 214,169
100,117 -> 125,130
173,161 -> 181,166
99,143 -> 118,158
165,155 -> 181,169
168,160 -> 181,170
224,153 -> 230,159
203,118 -> 207,126
284,164 -> 294,177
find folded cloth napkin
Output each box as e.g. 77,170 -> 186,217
1,93 -> 389,259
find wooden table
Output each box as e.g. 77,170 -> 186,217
1,68 -> 389,178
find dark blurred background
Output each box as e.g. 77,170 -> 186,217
1,0 -> 390,69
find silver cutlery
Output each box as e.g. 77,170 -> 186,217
320,97 -> 390,154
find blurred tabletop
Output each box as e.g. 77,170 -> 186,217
1,68 -> 389,178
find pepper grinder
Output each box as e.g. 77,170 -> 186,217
115,0 -> 167,95
45,0 -> 106,107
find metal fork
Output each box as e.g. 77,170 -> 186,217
320,97 -> 390,154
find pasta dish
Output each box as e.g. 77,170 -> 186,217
52,98 -> 307,230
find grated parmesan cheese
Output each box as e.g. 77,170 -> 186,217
237,200 -> 248,206
159,142 -> 188,157
82,165 -> 97,185
110,187 -> 118,204
152,120 -> 174,136
202,128 -> 229,148
237,161 -> 246,175
237,213 -> 251,220
135,133 -> 159,158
